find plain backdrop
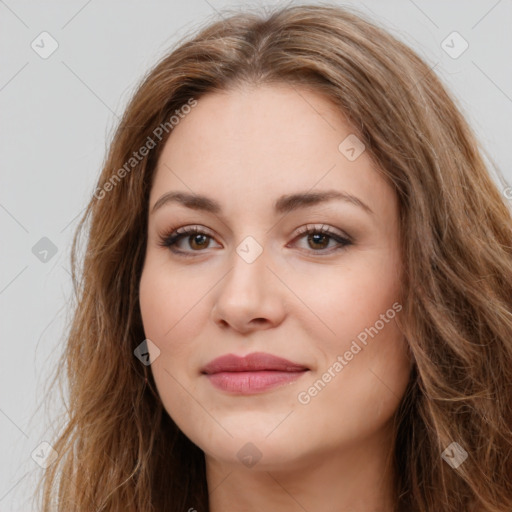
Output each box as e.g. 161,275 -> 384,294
1,0 -> 511,509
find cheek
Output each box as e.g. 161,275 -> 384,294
291,254 -> 409,426
139,261 -> 208,435
288,252 -> 402,353
295,297 -> 410,445
139,258 -> 209,348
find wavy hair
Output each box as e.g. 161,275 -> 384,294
35,4 -> 512,511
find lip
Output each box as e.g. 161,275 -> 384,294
201,352 -> 309,394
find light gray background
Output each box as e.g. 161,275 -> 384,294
1,0 -> 511,509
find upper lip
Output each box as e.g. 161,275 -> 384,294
201,352 -> 309,374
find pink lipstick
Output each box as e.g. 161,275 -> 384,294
201,352 -> 309,394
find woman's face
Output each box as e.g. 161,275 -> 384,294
139,84 -> 411,471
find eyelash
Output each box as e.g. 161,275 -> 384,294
157,224 -> 353,258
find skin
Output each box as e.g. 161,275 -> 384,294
139,83 -> 412,512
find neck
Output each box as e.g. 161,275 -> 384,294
205,421 -> 398,512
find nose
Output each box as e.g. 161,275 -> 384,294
211,245 -> 286,334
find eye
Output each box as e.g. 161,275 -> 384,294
289,224 -> 352,254
158,223 -> 352,257
157,225 -> 220,256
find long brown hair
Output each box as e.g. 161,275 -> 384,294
35,4 -> 512,511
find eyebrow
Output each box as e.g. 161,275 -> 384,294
151,189 -> 374,216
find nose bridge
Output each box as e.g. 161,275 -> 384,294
211,231 -> 285,330
224,233 -> 270,297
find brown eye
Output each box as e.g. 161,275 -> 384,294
187,233 -> 210,250
158,226 -> 220,256
291,224 -> 353,254
307,232 -> 330,250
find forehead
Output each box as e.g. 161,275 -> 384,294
150,84 -> 395,220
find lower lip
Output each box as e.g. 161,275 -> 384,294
205,370 -> 308,394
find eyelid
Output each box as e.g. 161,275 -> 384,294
291,223 -> 351,242
174,224 -> 216,238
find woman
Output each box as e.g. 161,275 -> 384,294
35,4 -> 512,511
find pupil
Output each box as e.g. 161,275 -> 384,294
309,233 -> 328,249
191,234 -> 207,249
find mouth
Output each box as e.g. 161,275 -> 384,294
201,352 -> 310,394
